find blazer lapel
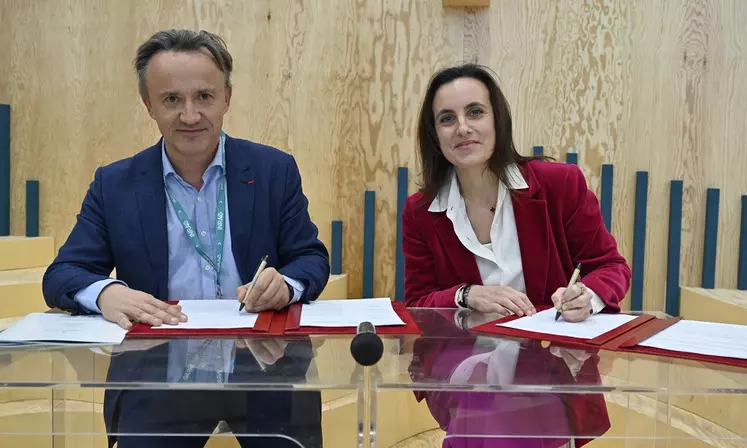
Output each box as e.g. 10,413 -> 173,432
433,215 -> 483,286
512,165 -> 550,304
224,136 -> 256,284
134,143 -> 169,299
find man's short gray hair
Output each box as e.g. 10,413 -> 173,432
134,29 -> 233,99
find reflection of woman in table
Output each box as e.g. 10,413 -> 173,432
409,310 -> 611,447
402,63 -> 631,320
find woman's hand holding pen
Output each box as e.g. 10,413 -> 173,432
551,283 -> 593,322
467,285 -> 537,317
236,267 -> 290,312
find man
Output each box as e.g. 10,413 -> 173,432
42,29 -> 329,447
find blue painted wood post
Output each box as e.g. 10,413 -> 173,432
666,181 -> 684,316
702,188 -> 720,288
26,180 -> 39,237
600,164 -> 614,231
395,167 -> 408,302
331,220 -> 343,275
738,196 -> 747,290
363,191 -> 375,298
0,104 -> 10,236
631,171 -> 648,312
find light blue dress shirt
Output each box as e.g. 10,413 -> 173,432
75,135 -> 304,380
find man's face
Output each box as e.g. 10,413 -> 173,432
142,49 -> 231,158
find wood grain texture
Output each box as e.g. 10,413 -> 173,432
475,0 -> 747,312
1,0 -> 746,309
680,286 -> 747,325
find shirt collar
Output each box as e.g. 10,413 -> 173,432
161,133 -> 226,181
428,164 -> 528,213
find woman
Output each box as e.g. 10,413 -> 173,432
402,64 -> 631,321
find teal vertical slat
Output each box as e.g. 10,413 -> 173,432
738,196 -> 747,290
26,180 -> 39,237
600,164 -> 614,231
631,171 -> 648,312
395,167 -> 408,302
363,191 -> 375,298
331,220 -> 343,275
0,104 -> 9,236
666,180 -> 684,316
702,188 -> 720,288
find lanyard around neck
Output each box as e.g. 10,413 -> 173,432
164,137 -> 227,297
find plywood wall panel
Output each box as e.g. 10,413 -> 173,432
1,0 -> 746,308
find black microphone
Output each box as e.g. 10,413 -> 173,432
350,321 -> 383,367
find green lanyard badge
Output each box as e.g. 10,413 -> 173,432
164,136 -> 227,298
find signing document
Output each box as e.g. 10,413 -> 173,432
150,300 -> 258,330
497,308 -> 637,340
300,298 -> 405,327
638,320 -> 747,361
0,313 -> 127,345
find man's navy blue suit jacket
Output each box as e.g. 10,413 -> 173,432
43,134 -> 330,310
41,135 -> 329,446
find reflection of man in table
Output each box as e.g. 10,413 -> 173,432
42,28 -> 329,448
93,336 -> 320,448
409,310 -> 611,448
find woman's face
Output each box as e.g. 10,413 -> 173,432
432,77 -> 496,171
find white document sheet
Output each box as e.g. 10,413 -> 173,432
638,320 -> 747,360
150,300 -> 258,330
0,313 -> 127,345
496,308 -> 637,340
300,298 -> 405,327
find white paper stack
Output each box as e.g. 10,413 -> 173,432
0,313 -> 128,345
300,298 -> 405,327
496,308 -> 637,339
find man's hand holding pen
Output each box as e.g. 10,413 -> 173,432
236,267 -> 291,313
237,255 -> 291,313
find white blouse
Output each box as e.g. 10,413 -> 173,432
428,164 -> 605,314
431,165 -> 598,392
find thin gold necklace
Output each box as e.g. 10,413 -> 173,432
464,197 -> 496,212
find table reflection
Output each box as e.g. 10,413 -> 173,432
70,336 -> 322,448
408,309 -> 610,448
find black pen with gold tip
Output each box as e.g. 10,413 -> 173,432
556,263 -> 582,321
239,255 -> 268,312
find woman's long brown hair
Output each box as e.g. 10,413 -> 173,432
416,63 -> 549,200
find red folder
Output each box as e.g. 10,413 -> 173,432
612,317 -> 747,368
126,301 -> 421,338
470,306 -> 655,350
283,301 -> 422,335
126,301 -> 278,338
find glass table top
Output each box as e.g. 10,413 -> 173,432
0,308 -> 745,445
0,308 -> 744,395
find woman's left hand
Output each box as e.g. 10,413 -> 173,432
551,283 -> 593,322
